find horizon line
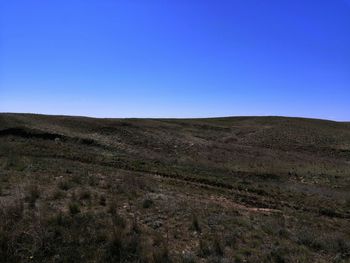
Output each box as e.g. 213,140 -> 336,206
1,112 -> 348,123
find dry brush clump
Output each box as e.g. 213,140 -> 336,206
190,213 -> 201,232
25,184 -> 40,208
106,207 -> 171,263
0,196 -> 172,263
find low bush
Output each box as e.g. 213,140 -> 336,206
212,235 -> 224,256
142,198 -> 154,209
58,180 -> 72,191
181,252 -> 196,263
199,239 -> 211,257
25,184 -> 40,208
69,202 -> 80,215
79,188 -> 91,200
99,195 -> 106,206
152,245 -> 170,263
190,213 -> 201,232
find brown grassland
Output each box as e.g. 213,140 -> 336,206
0,113 -> 349,262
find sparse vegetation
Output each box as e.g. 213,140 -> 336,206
0,113 -> 349,262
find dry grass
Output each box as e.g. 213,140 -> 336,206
0,113 -> 349,262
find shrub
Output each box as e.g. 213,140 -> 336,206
297,228 -> 326,251
224,231 -> 239,248
190,213 -> 201,232
212,236 -> 223,256
105,214 -> 145,262
0,199 -> 25,262
79,189 -> 91,200
198,235 -> 224,259
268,245 -> 289,263
51,190 -> 65,200
106,228 -> 124,261
142,198 -> 153,209
69,202 -> 80,215
345,198 -> 350,209
199,239 -> 211,257
109,206 -> 126,228
99,195 -> 107,206
71,174 -> 82,185
323,233 -> 350,257
319,207 -> 338,217
58,180 -> 72,191
152,245 -> 170,263
25,184 -> 40,208
121,174 -> 149,194
181,252 -> 196,263
88,175 -> 99,187
5,153 -> 26,171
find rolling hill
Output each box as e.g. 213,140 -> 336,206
0,113 -> 349,262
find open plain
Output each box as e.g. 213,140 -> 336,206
0,113 -> 349,262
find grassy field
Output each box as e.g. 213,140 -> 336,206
0,113 -> 349,262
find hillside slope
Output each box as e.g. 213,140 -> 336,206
0,113 -> 349,262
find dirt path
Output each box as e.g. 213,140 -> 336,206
151,173 -> 281,214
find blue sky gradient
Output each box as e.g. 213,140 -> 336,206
1,0 -> 350,120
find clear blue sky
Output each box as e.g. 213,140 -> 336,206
1,0 -> 349,120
